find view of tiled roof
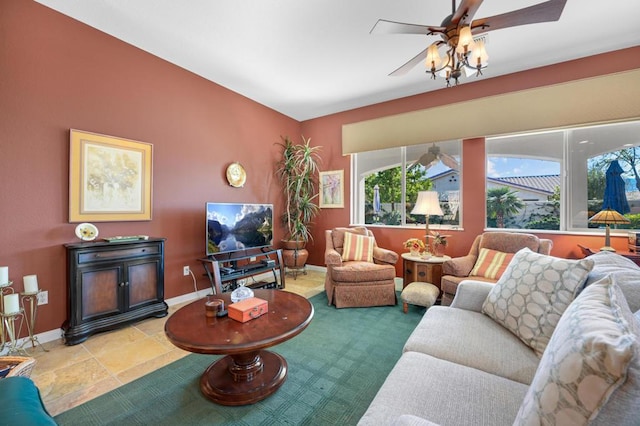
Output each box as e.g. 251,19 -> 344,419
430,171 -> 561,195
489,175 -> 560,194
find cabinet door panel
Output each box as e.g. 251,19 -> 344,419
80,267 -> 121,321
403,260 -> 414,286
416,264 -> 443,290
128,260 -> 160,308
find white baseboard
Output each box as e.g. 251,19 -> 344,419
0,328 -> 63,355
305,264 -> 326,272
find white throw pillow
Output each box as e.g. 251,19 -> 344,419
482,248 -> 594,356
513,277 -> 636,425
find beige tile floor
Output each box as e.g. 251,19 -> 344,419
29,269 -> 326,417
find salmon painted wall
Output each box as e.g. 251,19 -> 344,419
2,0 -> 639,339
302,47 -> 640,275
0,0 -> 300,335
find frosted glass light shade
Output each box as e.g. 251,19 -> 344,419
470,39 -> 489,65
456,26 -> 475,54
425,44 -> 441,68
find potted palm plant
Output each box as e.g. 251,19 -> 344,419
275,136 -> 322,273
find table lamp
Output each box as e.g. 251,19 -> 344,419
588,208 -> 630,252
411,191 -> 443,250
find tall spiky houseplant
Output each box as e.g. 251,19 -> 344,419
276,136 -> 321,272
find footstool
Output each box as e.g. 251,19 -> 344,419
401,282 -> 440,313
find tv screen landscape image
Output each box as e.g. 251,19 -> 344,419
206,202 -> 273,256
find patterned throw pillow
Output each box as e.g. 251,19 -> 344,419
470,248 -> 515,280
513,277 -> 635,425
482,248 -> 594,356
341,231 -> 374,262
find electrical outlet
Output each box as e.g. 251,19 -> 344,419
183,266 -> 190,276
37,290 -> 48,305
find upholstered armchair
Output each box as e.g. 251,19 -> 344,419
440,232 -> 553,306
325,227 -> 398,308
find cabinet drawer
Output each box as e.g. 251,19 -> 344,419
78,245 -> 160,263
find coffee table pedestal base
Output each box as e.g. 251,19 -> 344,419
200,350 -> 287,406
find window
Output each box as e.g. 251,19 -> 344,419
352,140 -> 461,228
486,120 -> 640,232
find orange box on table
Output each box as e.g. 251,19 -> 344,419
228,297 -> 269,323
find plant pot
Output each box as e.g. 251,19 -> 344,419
434,243 -> 446,257
282,239 -> 306,251
281,239 -> 309,274
282,247 -> 309,269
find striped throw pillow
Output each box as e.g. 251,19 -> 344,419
341,231 -> 374,262
470,248 -> 514,280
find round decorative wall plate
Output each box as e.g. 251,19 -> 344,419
226,162 -> 247,187
75,223 -> 99,241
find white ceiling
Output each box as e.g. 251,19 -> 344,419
34,0 -> 640,121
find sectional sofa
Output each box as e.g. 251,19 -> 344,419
359,250 -> 640,425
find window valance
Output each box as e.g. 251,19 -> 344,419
342,68 -> 640,155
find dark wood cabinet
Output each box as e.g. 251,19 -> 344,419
63,238 -> 168,345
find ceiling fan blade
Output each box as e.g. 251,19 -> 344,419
424,159 -> 439,171
370,19 -> 444,36
451,0 -> 485,27
439,153 -> 460,170
389,46 -> 429,76
471,0 -> 567,33
420,152 -> 438,167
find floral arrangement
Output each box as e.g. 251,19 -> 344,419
430,231 -> 450,246
404,238 -> 426,252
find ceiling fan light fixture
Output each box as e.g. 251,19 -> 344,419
425,44 -> 442,78
469,39 -> 489,76
455,26 -> 475,55
373,0 -> 568,88
437,54 -> 453,78
471,39 -> 489,64
425,44 -> 442,68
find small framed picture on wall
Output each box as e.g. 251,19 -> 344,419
319,170 -> 344,208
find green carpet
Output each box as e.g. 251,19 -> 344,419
55,292 -> 423,426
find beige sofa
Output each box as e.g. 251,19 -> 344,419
359,251 -> 640,425
440,232 -> 553,305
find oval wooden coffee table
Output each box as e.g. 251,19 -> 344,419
165,289 -> 313,406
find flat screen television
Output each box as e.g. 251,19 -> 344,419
206,202 -> 273,256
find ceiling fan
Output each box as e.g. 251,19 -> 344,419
410,143 -> 459,171
371,0 -> 567,86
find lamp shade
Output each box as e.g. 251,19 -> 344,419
411,191 -> 443,216
455,26 -> 475,54
425,44 -> 442,68
470,39 -> 489,65
588,208 -> 630,225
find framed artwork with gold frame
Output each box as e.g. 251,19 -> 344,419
319,170 -> 344,208
69,129 -> 153,222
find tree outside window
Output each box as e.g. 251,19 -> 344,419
353,141 -> 461,227
486,120 -> 640,231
